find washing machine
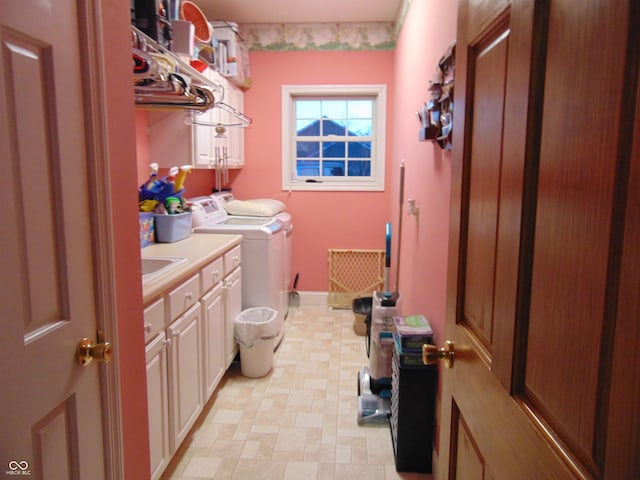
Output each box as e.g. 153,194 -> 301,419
190,195 -> 287,347
212,192 -> 293,317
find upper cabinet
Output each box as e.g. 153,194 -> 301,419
191,69 -> 245,170
147,70 -> 246,170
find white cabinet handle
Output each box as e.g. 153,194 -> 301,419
145,323 -> 152,332
185,292 -> 193,300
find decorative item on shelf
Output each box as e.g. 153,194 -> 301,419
419,42 -> 455,150
179,0 -> 212,44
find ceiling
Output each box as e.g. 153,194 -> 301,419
193,0 -> 404,24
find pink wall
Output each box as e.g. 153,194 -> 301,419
104,2 -> 150,478
236,50 -> 394,291
135,109 -> 219,196
390,0 -> 458,343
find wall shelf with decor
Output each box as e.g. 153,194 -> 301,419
418,42 -> 455,150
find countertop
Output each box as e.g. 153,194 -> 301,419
141,233 -> 242,305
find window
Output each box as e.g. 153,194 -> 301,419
282,85 -> 387,191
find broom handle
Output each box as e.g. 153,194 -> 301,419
396,161 -> 405,292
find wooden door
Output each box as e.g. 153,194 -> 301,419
0,0 -> 115,478
439,0 -> 640,478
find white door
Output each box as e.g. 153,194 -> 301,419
0,1 -> 112,477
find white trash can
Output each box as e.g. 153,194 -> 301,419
234,307 -> 280,378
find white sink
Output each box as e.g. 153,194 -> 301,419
141,257 -> 187,282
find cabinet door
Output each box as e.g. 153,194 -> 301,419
201,283 -> 225,402
224,267 -> 242,368
167,303 -> 203,452
227,85 -> 245,168
145,332 -> 170,480
192,107 -> 215,168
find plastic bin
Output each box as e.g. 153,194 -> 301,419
352,297 -> 372,336
154,212 -> 192,243
234,307 -> 280,378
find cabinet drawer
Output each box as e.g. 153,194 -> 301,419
167,274 -> 200,323
201,256 -> 224,294
143,298 -> 165,344
223,245 -> 242,276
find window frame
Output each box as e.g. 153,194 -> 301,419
281,84 -> 387,191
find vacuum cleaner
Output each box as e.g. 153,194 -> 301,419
356,162 -> 405,425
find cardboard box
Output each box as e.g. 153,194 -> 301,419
139,212 -> 155,247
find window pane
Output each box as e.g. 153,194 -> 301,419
296,160 -> 319,176
348,141 -> 371,158
323,141 -> 345,157
297,141 -> 320,157
297,100 -> 321,118
322,118 -> 346,136
347,119 -> 372,137
348,161 -> 371,176
323,160 -> 345,176
348,100 -> 373,118
284,85 -> 386,190
297,119 -> 319,136
322,100 -> 346,119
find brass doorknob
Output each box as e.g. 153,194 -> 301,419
76,337 -> 113,366
423,340 -> 455,368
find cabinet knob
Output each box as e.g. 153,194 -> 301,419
145,323 -> 152,332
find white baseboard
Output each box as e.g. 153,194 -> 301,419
297,291 -> 328,305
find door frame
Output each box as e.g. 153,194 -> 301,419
78,1 -> 124,477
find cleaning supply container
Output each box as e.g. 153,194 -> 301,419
234,307 -> 280,378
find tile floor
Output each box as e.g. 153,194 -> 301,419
161,305 -> 433,480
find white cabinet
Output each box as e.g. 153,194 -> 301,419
143,242 -> 242,479
167,302 -> 203,452
224,79 -> 245,168
149,68 -> 245,170
222,244 -> 242,368
145,332 -> 170,480
144,298 -> 165,345
223,267 -> 242,368
192,71 -> 245,170
201,284 -> 225,401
